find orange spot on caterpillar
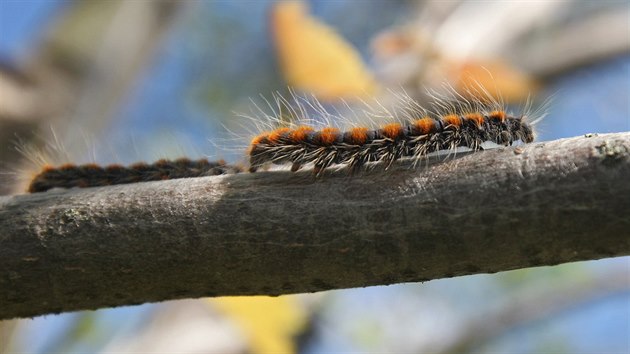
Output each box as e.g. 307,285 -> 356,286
289,126 -> 315,143
250,133 -> 269,146
59,163 -> 76,170
464,113 -> 484,127
267,127 -> 292,143
154,159 -> 169,167
347,127 -> 368,144
175,158 -> 192,165
413,117 -> 436,135
106,164 -> 124,172
489,110 -> 507,121
316,127 -> 340,145
443,114 -> 462,127
130,162 -> 149,170
248,134 -> 268,155
82,163 -> 101,170
381,123 -> 404,139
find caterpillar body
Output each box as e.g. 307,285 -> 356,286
27,158 -> 242,193
246,88 -> 539,174
248,110 -> 534,174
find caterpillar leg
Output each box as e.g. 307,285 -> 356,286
313,164 -> 323,176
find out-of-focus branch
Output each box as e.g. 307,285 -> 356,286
0,132 -> 629,320
433,268 -> 629,353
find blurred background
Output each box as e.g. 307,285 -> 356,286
1,0 -> 628,353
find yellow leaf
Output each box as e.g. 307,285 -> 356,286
452,60 -> 539,103
270,0 -> 377,101
211,296 -> 308,354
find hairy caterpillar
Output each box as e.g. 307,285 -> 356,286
27,159 -> 243,193
246,89 -> 540,174
25,87 -> 542,193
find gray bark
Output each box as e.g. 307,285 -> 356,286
1,132 -> 629,320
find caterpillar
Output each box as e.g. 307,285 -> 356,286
246,89 -> 539,174
25,88 -> 542,193
27,158 -> 243,193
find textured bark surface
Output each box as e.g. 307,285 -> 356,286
1,132 -> 629,320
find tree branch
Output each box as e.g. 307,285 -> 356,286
1,132 -> 629,320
